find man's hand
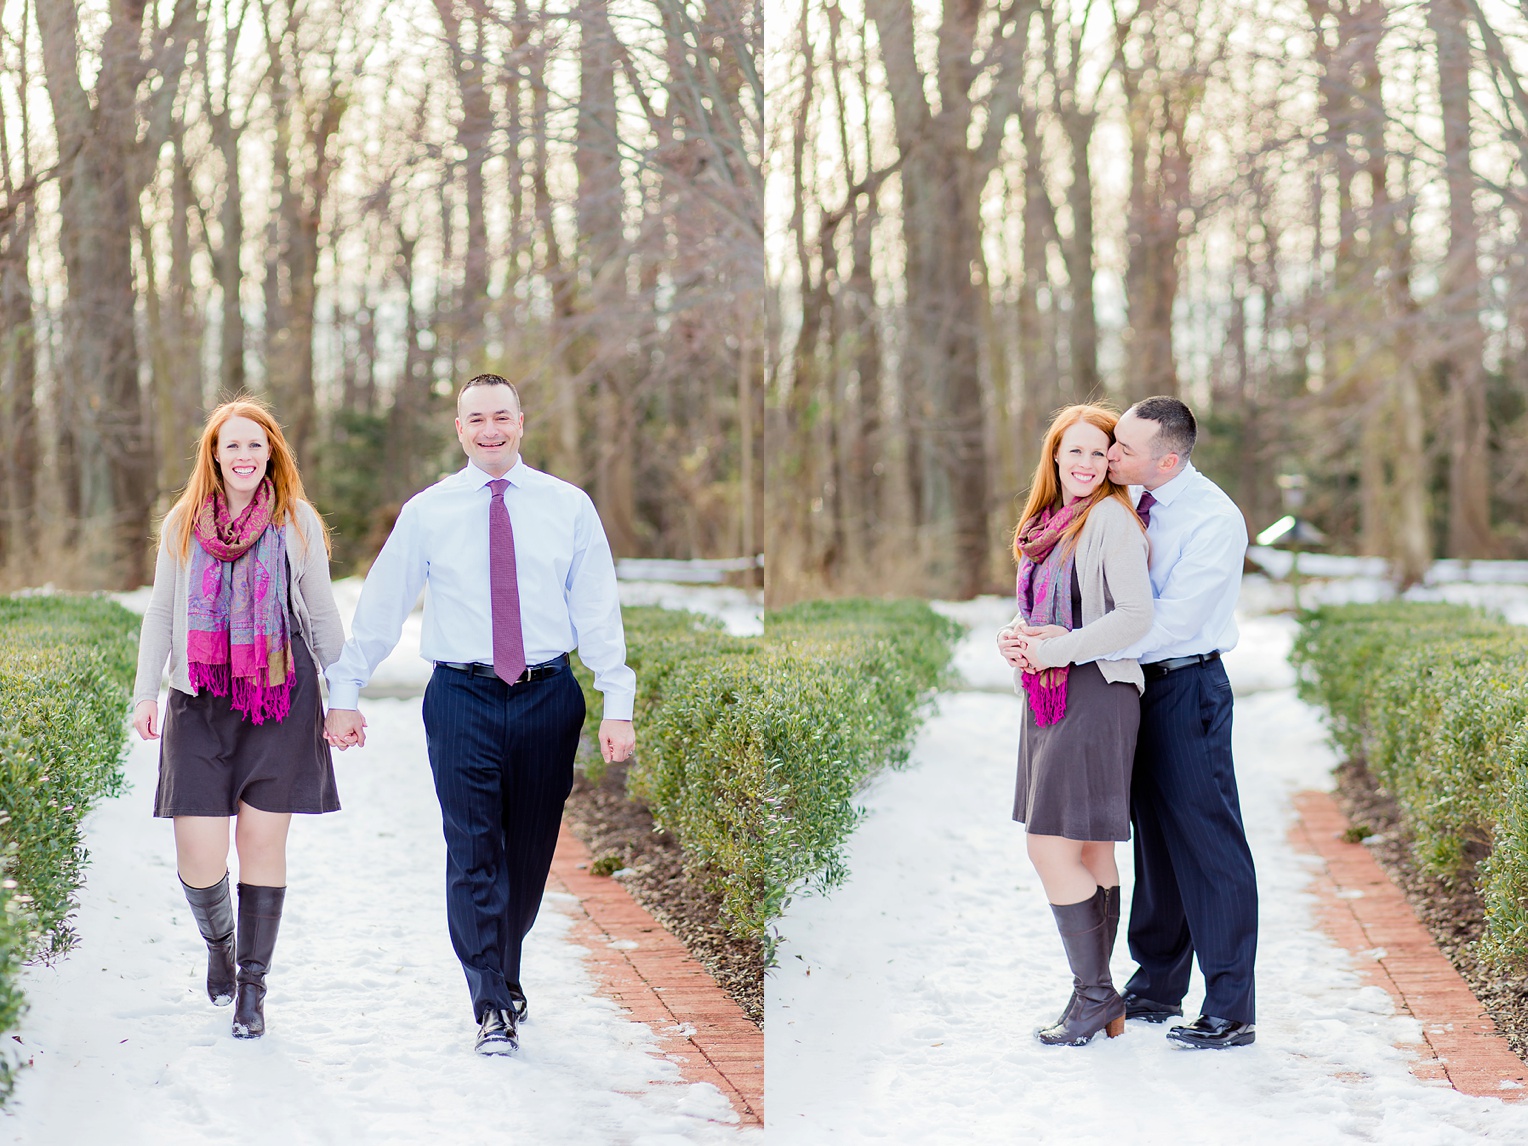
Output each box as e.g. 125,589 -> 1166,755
600,719 -> 635,764
325,707 -> 367,750
133,699 -> 159,741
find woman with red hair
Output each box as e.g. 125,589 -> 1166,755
997,403 -> 1153,1046
132,398 -> 344,1039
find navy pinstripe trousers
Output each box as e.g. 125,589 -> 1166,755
1124,657 -> 1258,1023
422,663 -> 585,1021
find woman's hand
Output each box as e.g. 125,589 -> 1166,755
133,700 -> 159,741
1019,623 -> 1067,641
999,628 -> 1037,672
325,707 -> 367,750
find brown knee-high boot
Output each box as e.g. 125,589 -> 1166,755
1037,887 -> 1126,1046
180,874 -> 236,1006
1048,884 -> 1122,1027
232,883 -> 285,1039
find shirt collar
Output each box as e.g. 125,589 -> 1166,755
1143,460 -> 1196,508
465,458 -> 526,488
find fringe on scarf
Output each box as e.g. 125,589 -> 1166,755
188,661 -> 293,725
1022,667 -> 1070,728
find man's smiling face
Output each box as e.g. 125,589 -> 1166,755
456,384 -> 524,477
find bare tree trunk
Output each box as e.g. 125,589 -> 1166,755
154,129 -> 204,493
261,4 -> 346,470
1017,97 -> 1060,484
576,1 -> 638,555
206,3 -> 250,396
1313,0 -> 1431,582
434,0 -> 493,373
387,228 -> 438,504
846,194 -> 883,544
0,9 -> 37,574
36,0 -> 197,584
1035,1 -> 1099,398
1431,0 -> 1492,557
1118,0 -> 1215,402
527,21 -> 582,482
868,0 -> 990,598
0,197 -> 37,573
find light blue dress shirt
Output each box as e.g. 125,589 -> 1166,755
1104,461 -> 1247,665
326,460 -> 636,719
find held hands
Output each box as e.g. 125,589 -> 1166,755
325,707 -> 368,750
133,699 -> 159,741
997,627 -> 1037,672
600,719 -> 636,764
997,624 -> 1064,673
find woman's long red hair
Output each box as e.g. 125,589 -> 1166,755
165,398 -> 329,563
1012,403 -> 1142,562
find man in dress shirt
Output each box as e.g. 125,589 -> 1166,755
1099,395 -> 1258,1049
324,374 -> 636,1056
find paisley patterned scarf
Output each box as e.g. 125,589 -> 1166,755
1015,502 -> 1080,727
186,478 -> 293,724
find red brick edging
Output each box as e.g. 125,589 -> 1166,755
1290,790 -> 1527,1101
547,823 -> 763,1127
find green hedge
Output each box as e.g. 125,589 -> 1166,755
1291,601 -> 1528,971
0,596 -> 138,1101
573,599 -> 961,949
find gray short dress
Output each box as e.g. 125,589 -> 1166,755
153,612 -> 339,818
1013,570 -> 1140,841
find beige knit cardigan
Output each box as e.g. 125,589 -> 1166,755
1003,495 -> 1154,695
132,500 -> 346,707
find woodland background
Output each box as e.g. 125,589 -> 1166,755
0,0 -> 762,588
768,0 -> 1528,600
7,0 -> 1524,605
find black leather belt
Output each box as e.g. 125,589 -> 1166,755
435,653 -> 569,684
1143,651 -> 1221,679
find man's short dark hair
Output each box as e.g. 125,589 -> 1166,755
458,373 -> 521,413
1129,395 -> 1196,460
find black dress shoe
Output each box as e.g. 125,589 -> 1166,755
1167,1014 -> 1255,1049
475,1008 -> 519,1056
1122,991 -> 1183,1024
508,986 -> 528,1024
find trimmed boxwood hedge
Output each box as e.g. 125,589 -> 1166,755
1291,601 -> 1528,973
572,599 -> 961,949
0,595 -> 138,1101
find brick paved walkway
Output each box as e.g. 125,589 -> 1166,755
546,823 -> 763,1128
1290,790 -> 1527,1101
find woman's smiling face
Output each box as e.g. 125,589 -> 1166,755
1055,421 -> 1111,504
216,415 -> 270,500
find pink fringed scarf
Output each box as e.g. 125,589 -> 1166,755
1015,503 -> 1080,727
186,479 -> 293,724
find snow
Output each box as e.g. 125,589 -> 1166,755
2,578 -> 761,1145
766,584 -> 1528,1144
1242,560 -> 1528,626
614,582 -> 763,638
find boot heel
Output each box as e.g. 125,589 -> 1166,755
1106,1015 -> 1125,1039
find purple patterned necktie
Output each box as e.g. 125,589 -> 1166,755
1135,490 -> 1157,528
488,479 -> 527,684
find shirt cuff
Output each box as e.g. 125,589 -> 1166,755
600,689 -> 635,722
326,678 -> 363,710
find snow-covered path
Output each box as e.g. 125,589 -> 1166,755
0,697 -> 745,1145
0,576 -> 763,1145
766,599 -> 1528,1145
